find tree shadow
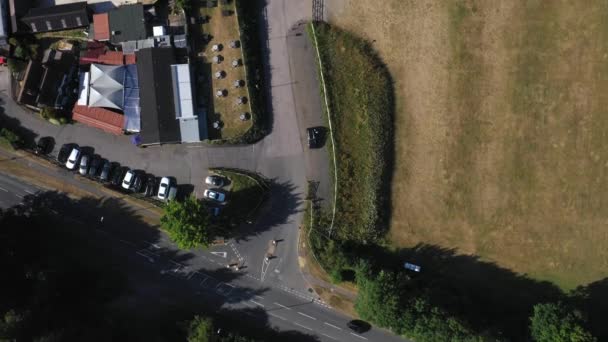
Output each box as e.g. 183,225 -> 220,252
231,179 -> 302,243
347,242 -> 565,340
0,104 -> 39,148
572,278 -> 608,341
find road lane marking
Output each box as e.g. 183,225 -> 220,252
0,186 -> 7,192
350,333 -> 368,340
268,312 -> 286,321
250,300 -> 265,308
324,322 -> 342,330
24,189 -> 35,195
321,333 -> 338,340
294,322 -> 312,331
273,302 -> 292,310
297,312 -> 317,320
14,194 -> 23,198
254,295 -> 264,300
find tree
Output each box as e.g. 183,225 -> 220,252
6,58 -> 26,73
160,196 -> 212,249
187,316 -> 215,342
175,0 -> 191,11
530,302 -> 596,342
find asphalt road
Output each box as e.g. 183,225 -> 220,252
0,172 -> 406,342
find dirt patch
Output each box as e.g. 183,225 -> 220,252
326,0 -> 608,289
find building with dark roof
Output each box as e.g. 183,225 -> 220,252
108,4 -> 148,44
136,47 -> 181,145
17,49 -> 77,110
21,2 -> 89,33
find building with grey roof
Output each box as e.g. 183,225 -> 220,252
108,4 -> 148,44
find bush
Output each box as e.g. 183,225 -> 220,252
160,196 -> 213,249
0,128 -> 23,149
6,58 -> 26,73
530,302 -> 596,342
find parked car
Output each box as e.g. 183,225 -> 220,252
167,186 -> 177,201
307,127 -> 323,148
204,189 -> 226,203
157,177 -> 170,200
347,320 -> 370,334
209,206 -> 221,217
78,155 -> 90,175
111,167 -> 126,187
88,156 -> 101,177
143,175 -> 156,196
34,137 -> 53,155
65,147 -> 80,170
99,160 -> 111,182
122,170 -> 135,190
205,175 -> 225,187
57,144 -> 72,163
131,174 -> 143,192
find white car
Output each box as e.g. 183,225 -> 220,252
65,148 -> 80,170
204,189 -> 226,203
205,175 -> 224,187
122,170 -> 135,190
157,177 -> 170,200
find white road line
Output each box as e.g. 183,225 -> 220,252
321,333 -> 338,340
324,322 -> 342,330
350,333 -> 368,340
50,209 -> 58,214
250,300 -> 265,308
254,295 -> 264,300
297,312 -> 317,320
268,312 -> 286,321
24,189 -> 35,195
273,302 -> 292,310
14,194 -> 23,198
242,301 -> 255,308
294,322 -> 312,331
0,186 -> 7,192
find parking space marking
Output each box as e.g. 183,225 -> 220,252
324,322 -> 342,330
0,186 -> 7,192
350,333 -> 368,340
24,189 -> 35,195
294,322 -> 312,331
321,333 -> 338,341
268,312 -> 286,321
273,302 -> 292,310
297,312 -> 316,320
215,283 -> 236,296
250,300 -> 265,308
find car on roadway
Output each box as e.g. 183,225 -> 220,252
143,175 -> 156,197
65,147 -> 80,170
307,127 -> 323,148
347,320 -> 371,334
34,137 -> 53,155
157,177 -> 170,200
57,144 -> 72,164
122,170 -> 135,190
88,156 -> 101,177
99,160 -> 111,182
204,189 -> 226,203
78,154 -> 90,175
205,175 -> 225,187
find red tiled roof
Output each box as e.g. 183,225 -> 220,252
124,54 -> 136,65
93,13 -> 110,41
73,105 -> 124,135
98,50 -> 124,65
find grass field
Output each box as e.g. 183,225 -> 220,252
311,23 -> 393,243
326,0 -> 608,289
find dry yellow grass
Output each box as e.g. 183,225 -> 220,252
326,0 -> 608,289
198,2 -> 252,139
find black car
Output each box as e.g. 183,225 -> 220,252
57,144 -> 72,163
347,320 -> 370,334
34,137 -> 53,155
307,127 -> 323,148
131,174 -> 143,192
143,176 -> 156,196
111,167 -> 126,187
88,156 -> 101,177
99,160 -> 111,182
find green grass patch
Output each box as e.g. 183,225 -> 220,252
310,22 -> 393,244
211,168 -> 269,227
35,29 -> 87,40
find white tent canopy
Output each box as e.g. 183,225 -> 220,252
88,64 -> 125,109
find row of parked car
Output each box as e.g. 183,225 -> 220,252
56,143 -> 177,201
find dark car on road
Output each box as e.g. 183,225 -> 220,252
347,320 -> 371,334
99,160 -> 111,182
57,144 -> 72,164
88,156 -> 101,177
307,127 -> 323,148
143,175 -> 156,196
34,137 -> 53,155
